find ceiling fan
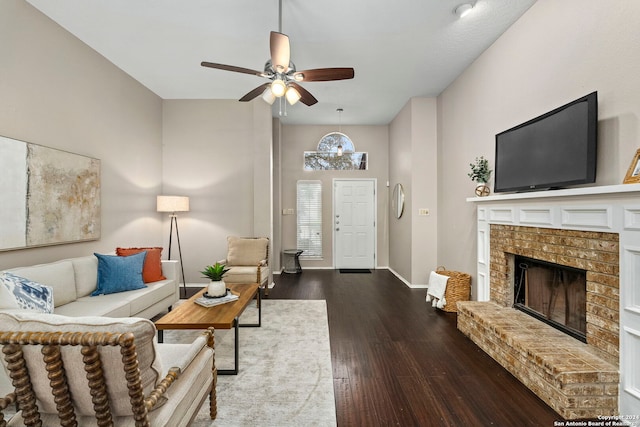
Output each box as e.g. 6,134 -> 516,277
200,2 -> 354,107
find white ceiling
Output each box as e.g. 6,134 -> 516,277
25,0 -> 536,125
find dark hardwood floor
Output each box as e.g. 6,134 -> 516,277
267,269 -> 561,427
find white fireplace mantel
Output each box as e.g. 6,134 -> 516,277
467,183 -> 640,416
466,183 -> 640,203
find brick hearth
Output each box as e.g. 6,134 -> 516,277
458,302 -> 618,419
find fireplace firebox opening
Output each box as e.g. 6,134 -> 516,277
513,255 -> 587,342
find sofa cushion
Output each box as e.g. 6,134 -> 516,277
226,236 -> 269,266
92,252 -> 146,296
70,256 -> 99,298
0,277 -> 19,310
0,312 -> 162,416
116,247 -> 166,283
224,265 -> 270,284
55,295 -> 131,318
0,272 -> 53,313
8,260 -> 77,307
125,280 -> 176,315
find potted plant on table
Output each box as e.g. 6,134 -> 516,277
468,156 -> 492,197
201,262 -> 230,297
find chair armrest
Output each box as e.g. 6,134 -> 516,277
146,329 -> 214,411
0,392 -> 16,411
218,259 -> 227,265
145,368 -> 180,411
0,392 -> 16,424
173,335 -> 208,373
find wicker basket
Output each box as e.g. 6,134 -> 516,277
436,267 -> 471,313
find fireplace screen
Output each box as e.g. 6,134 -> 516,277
513,256 -> 587,341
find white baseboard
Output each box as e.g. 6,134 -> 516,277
387,268 -> 429,289
272,267 -> 428,289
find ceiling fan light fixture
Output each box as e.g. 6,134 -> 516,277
285,86 -> 301,105
455,3 -> 474,18
262,87 -> 276,105
271,79 -> 287,97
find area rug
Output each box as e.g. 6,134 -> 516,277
162,299 -> 336,427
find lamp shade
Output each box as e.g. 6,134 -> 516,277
271,79 -> 287,97
285,86 -> 301,105
262,87 -> 276,105
157,195 -> 189,213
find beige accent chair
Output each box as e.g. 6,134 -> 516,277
0,312 -> 216,427
219,236 -> 270,296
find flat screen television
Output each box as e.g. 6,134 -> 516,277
494,92 -> 598,193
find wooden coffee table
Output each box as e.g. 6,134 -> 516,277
155,282 -> 261,375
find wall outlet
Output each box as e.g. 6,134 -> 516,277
418,208 -> 430,216
282,208 -> 295,215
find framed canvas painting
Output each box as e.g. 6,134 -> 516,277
0,135 -> 100,251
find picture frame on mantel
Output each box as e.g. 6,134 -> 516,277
623,148 -> 640,184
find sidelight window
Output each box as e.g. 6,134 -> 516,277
296,180 -> 322,258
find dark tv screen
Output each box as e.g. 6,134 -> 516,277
494,92 -> 597,193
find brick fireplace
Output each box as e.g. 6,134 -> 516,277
458,185 -> 640,419
490,224 -> 619,362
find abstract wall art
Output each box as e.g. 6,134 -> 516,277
0,135 -> 100,251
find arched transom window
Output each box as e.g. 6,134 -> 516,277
304,132 -> 367,171
317,132 -> 355,154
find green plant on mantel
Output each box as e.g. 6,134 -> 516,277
200,262 -> 230,281
468,156 -> 492,184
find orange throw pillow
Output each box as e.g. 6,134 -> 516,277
115,247 -> 166,283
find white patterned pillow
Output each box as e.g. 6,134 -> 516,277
0,272 -> 54,313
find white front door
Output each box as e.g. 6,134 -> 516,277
333,179 -> 376,269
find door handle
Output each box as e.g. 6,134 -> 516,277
335,228 -> 340,231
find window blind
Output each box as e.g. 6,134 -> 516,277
297,180 -> 322,258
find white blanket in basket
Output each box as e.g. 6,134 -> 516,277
426,271 -> 449,309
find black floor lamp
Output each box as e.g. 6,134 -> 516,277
157,195 -> 189,298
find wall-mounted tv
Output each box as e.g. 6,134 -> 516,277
494,92 -> 598,193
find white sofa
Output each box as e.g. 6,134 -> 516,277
0,255 -> 180,402
1,256 -> 179,318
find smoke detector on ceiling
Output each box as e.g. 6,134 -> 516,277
454,3 -> 474,18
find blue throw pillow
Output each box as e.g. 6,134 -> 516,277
92,252 -> 147,296
0,272 -> 54,313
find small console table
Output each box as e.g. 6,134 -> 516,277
282,249 -> 303,274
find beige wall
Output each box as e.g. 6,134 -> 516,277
161,100 -> 272,283
410,98 -> 438,284
389,98 -> 438,285
272,119 -> 283,271
437,0 -> 640,298
0,0 -> 164,270
279,125 -> 389,269
389,103 -> 413,280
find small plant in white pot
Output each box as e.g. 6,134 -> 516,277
201,262 -> 230,297
468,156 -> 492,197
